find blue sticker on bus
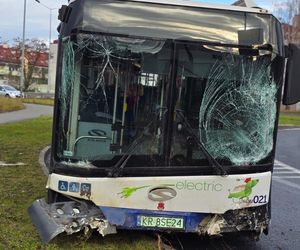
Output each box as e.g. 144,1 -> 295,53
58,181 -> 68,191
69,182 -> 79,192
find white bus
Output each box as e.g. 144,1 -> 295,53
28,0 -> 300,243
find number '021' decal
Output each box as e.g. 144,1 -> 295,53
252,195 -> 267,204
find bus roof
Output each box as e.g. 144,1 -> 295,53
68,0 -> 270,14
61,0 -> 282,55
131,0 -> 270,14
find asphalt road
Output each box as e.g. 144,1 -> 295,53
0,103 -> 53,124
162,128 -> 300,250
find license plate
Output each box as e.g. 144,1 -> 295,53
138,215 -> 184,229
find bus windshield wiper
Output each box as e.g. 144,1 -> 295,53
108,135 -> 146,177
176,109 -> 227,176
108,107 -> 167,177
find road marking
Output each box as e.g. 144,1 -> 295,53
274,160 -> 300,174
273,166 -> 286,169
278,128 -> 300,132
273,171 -> 297,174
273,176 -> 300,179
273,178 -> 300,191
0,161 -> 26,167
273,160 -> 300,189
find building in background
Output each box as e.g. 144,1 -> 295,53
292,15 -> 300,46
0,44 -> 48,92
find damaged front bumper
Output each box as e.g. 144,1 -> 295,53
28,198 -> 269,243
200,205 -> 269,237
28,199 -> 116,243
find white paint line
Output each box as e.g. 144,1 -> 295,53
0,161 -> 26,166
273,160 -> 300,189
274,168 -> 299,174
278,128 -> 300,132
273,171 -> 296,174
273,166 -> 287,170
274,160 -> 300,174
273,176 -> 300,179
273,168 -> 292,171
273,178 -> 300,190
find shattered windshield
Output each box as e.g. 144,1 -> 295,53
199,56 -> 277,165
58,34 -> 170,163
56,33 -> 279,167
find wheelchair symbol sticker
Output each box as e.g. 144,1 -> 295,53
58,181 -> 68,191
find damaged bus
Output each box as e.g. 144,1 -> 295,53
28,0 -> 300,243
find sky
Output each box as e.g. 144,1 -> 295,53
0,0 -> 273,44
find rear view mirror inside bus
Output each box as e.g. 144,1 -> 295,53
283,43 -> 300,105
238,28 -> 264,45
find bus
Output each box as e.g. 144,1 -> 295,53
28,0 -> 300,243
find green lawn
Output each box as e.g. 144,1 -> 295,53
0,117 -> 156,249
0,97 -> 25,113
279,114 -> 300,126
22,98 -> 54,106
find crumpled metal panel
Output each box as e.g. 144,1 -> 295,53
199,205 -> 269,236
28,199 -> 116,243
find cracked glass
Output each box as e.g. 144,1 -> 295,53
198,56 -> 277,165
58,34 -> 170,163
171,44 -> 277,166
57,34 -> 279,167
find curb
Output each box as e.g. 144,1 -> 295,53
39,146 -> 51,176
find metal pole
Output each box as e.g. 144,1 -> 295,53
34,0 -> 57,94
112,64 -> 120,145
120,74 -> 128,149
20,0 -> 27,92
47,8 -> 52,93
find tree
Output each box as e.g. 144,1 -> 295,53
273,0 -> 300,110
12,38 -> 48,91
273,0 -> 300,24
273,0 -> 300,44
0,36 -> 8,44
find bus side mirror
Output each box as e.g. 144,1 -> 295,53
282,43 -> 300,105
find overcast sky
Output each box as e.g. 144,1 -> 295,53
0,0 -> 272,44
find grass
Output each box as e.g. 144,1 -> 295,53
279,114 -> 300,126
0,117 -> 156,250
0,97 -> 25,113
22,98 -> 54,106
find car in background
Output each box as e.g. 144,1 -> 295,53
0,85 -> 23,98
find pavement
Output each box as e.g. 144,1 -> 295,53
259,127 -> 300,250
162,128 -> 300,250
0,103 -> 53,124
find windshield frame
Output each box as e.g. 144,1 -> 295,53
52,31 -> 284,172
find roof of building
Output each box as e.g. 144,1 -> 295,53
0,45 -> 48,67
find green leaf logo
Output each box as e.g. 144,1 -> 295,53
118,186 -> 150,198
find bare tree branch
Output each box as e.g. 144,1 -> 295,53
11,38 -> 48,91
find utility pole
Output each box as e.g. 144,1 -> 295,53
35,0 -> 57,93
20,0 -> 27,92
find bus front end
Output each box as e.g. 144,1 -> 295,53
29,0 -> 287,243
